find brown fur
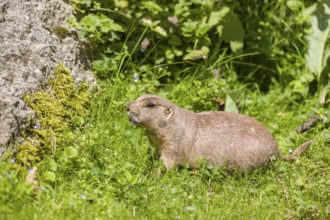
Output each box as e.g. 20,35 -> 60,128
126,94 -> 312,172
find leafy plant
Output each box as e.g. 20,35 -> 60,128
67,0 -> 330,105
1,1 -> 329,219
305,0 -> 330,105
68,0 -> 246,81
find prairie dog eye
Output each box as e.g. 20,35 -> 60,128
146,102 -> 155,108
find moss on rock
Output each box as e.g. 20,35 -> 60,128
16,64 -> 91,167
53,26 -> 71,39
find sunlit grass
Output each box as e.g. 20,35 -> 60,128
1,0 -> 329,218
0,72 -> 329,219
1,25 -> 330,220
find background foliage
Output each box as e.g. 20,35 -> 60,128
1,0 -> 330,219
68,0 -> 329,103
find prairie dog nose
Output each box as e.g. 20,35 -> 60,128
126,102 -> 132,112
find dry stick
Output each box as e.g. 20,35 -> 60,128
283,139 -> 313,161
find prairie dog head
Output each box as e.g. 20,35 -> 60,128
126,94 -> 174,129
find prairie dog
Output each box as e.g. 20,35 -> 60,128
126,94 -> 312,172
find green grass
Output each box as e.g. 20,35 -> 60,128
1,68 -> 329,219
1,1 -> 329,218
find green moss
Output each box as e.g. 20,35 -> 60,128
16,64 -> 91,167
15,139 -> 40,167
53,26 -> 71,39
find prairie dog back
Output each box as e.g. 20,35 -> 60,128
127,94 -> 310,172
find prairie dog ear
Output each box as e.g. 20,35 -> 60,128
164,107 -> 173,118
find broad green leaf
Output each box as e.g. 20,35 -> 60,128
305,1 -> 330,104
287,0 -> 303,11
165,50 -> 175,60
114,0 -> 128,8
67,15 -> 78,28
44,171 -> 56,182
201,46 -> 210,55
222,13 -> 244,53
100,19 -> 124,33
305,1 -> 330,74
183,46 -> 209,60
99,15 -> 124,32
168,35 -> 182,46
225,94 -> 239,113
208,7 -> 230,27
141,18 -> 153,26
182,21 -> 197,36
319,60 -> 330,104
92,58 -> 118,73
290,79 -> 309,95
152,20 -> 161,27
230,41 -> 244,54
141,1 -> 163,14
70,0 -> 92,12
173,48 -> 183,57
290,71 -> 315,95
80,14 -> 100,32
196,23 -> 210,36
216,25 -> 224,36
153,26 -> 167,37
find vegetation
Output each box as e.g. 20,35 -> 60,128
1,0 -> 329,219
15,64 -> 90,167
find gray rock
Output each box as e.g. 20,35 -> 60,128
0,0 -> 95,156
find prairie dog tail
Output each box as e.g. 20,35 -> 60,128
283,139 -> 313,161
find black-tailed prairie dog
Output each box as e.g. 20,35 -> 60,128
126,94 -> 312,172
